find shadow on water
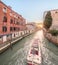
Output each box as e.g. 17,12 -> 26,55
0,33 -> 35,65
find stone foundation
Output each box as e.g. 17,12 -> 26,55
43,28 -> 58,46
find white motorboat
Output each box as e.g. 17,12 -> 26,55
27,39 -> 42,65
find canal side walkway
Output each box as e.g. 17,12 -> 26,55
0,33 -> 31,54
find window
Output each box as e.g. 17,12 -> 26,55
14,19 -> 16,24
3,16 -> 7,22
16,22 -> 19,25
10,19 -> 13,24
10,27 -> 13,31
14,20 -> 15,24
3,7 -> 7,13
15,20 -> 17,25
14,27 -> 16,31
10,12 -> 12,16
0,36 -> 2,41
2,26 -> 7,32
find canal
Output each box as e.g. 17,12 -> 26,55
0,30 -> 58,65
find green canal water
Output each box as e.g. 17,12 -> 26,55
0,30 -> 58,65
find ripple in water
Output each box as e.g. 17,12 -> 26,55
4,41 -> 31,65
37,30 -> 58,65
41,37 -> 58,65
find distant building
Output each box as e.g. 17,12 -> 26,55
44,9 -> 58,30
26,22 -> 37,33
35,23 -> 43,29
0,1 -> 26,43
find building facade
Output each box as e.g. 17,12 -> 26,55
44,9 -> 58,30
26,22 -> 37,33
0,1 -> 26,43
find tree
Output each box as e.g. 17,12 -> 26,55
43,11 -> 52,30
49,29 -> 58,36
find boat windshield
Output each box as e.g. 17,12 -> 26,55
30,49 -> 38,55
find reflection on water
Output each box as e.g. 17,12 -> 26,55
39,30 -> 58,65
7,42 -> 30,65
33,30 -> 58,65
0,30 -> 58,65
0,34 -> 34,65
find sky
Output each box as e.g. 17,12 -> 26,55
2,0 -> 58,22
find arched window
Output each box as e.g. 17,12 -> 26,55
3,16 -> 7,22
2,26 -> 7,32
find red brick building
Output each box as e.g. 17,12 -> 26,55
0,1 -> 26,42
